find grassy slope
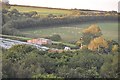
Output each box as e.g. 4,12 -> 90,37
20,22 -> 118,42
9,5 -> 118,42
10,5 -> 72,15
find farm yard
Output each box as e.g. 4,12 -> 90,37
20,22 -> 118,42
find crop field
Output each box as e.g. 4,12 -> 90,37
20,22 -> 118,42
10,5 -> 72,15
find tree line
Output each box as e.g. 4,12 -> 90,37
2,44 -> 119,78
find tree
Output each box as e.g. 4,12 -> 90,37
71,10 -> 81,16
82,24 -> 102,45
88,36 -> 108,51
2,21 -> 20,35
2,44 -> 46,78
11,9 -> 19,14
82,24 -> 101,34
107,40 -> 119,53
112,45 -> 119,53
47,34 -> 62,41
48,14 -> 56,18
80,24 -> 111,53
1,0 -> 10,9
75,37 -> 84,48
2,44 -> 118,78
100,53 -> 118,78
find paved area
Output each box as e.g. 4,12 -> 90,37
0,38 -> 49,51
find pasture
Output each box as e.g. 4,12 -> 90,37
10,5 -> 72,15
20,22 -> 118,42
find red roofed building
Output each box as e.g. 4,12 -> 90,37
27,38 -> 52,45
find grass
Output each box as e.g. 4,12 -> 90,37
98,22 -> 118,41
52,41 -> 76,47
21,26 -> 83,42
20,22 -> 118,42
10,5 -> 72,15
0,34 -> 32,41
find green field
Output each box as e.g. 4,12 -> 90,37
10,5 -> 72,15
20,22 -> 118,42
0,34 -> 32,41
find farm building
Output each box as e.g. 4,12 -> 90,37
64,47 -> 71,51
27,38 -> 52,45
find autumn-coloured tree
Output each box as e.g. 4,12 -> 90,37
82,24 -> 102,45
88,36 -> 108,51
82,24 -> 101,34
70,10 -> 81,16
112,45 -> 119,53
76,37 -> 83,48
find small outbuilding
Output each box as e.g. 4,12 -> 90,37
64,46 -> 71,51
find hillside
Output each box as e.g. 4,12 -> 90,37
10,5 -> 72,15
1,3 -> 119,79
10,4 -> 118,16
